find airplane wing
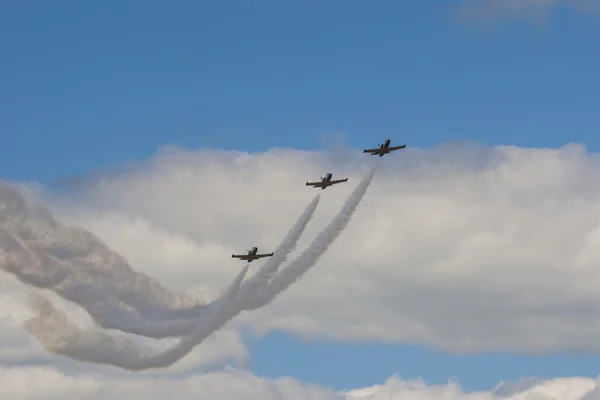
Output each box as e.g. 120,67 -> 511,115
387,144 -> 406,151
254,253 -> 274,258
363,148 -> 380,153
232,254 -> 249,259
306,181 -> 323,186
328,179 -> 348,185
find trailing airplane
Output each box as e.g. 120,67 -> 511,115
363,139 -> 406,157
305,173 -> 348,190
231,246 -> 274,262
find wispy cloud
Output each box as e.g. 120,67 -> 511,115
453,0 -> 600,26
459,0 -> 560,19
0,366 -> 598,399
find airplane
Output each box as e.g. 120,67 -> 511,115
305,173 -> 348,190
231,246 -> 274,262
363,139 -> 406,157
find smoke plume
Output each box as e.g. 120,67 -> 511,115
1,162 -> 378,369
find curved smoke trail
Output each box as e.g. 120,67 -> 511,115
1,181 -> 319,338
238,162 -> 379,310
24,264 -> 249,370
22,163 -> 378,370
0,181 -> 210,316
162,194 -> 322,321
86,193 -> 322,337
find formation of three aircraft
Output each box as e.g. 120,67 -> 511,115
231,139 -> 406,262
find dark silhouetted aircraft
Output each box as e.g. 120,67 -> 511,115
305,173 -> 348,190
363,139 -> 406,157
231,247 -> 274,262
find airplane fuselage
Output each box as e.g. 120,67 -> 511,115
306,172 -> 347,189
232,246 -> 274,262
376,139 -> 392,156
363,139 -> 405,157
319,173 -> 333,189
246,247 -> 258,262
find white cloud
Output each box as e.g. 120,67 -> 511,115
6,143 -> 600,355
0,266 -> 248,371
0,275 -> 43,362
0,365 -> 597,399
3,143 -> 600,398
453,0 -> 600,24
5,142 -> 600,367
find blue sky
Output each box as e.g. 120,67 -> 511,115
2,0 -> 600,392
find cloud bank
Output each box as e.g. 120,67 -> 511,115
1,167 -> 377,370
0,366 -> 597,399
25,142 -> 600,354
2,142 -> 600,396
3,143 -> 600,356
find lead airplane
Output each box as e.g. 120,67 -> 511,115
231,246 -> 274,262
363,139 -> 406,157
305,173 -> 348,190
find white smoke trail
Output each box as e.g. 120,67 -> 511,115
239,162 -> 378,310
141,162 -> 380,348
24,265 -> 249,370
22,163 -> 377,369
90,163 -> 373,332
24,162 -> 377,369
164,163 -> 378,321
0,226 -> 210,337
161,194 -> 322,321
82,193 -> 322,337
0,180 -> 210,316
1,187 -> 321,338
